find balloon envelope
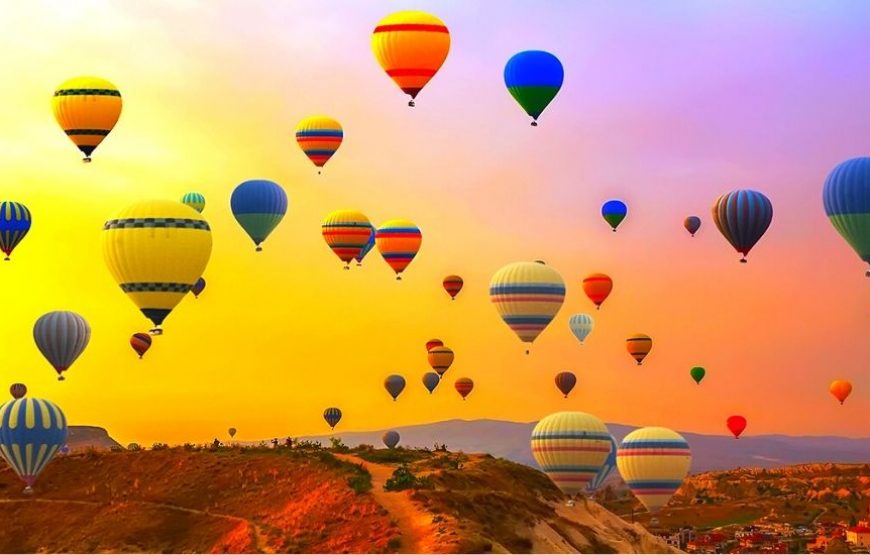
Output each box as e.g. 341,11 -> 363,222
829,380 -> 852,405
690,366 -> 706,384
568,314 -> 594,344
425,339 -> 443,352
296,116 -> 343,171
504,50 -> 564,124
322,210 -> 373,268
822,157 -> 870,275
428,346 -> 454,377
489,261 -> 565,348
531,411 -> 611,497
191,277 -> 206,298
626,334 -> 652,365
9,384 -> 26,400
601,200 -> 628,231
588,435 -> 618,492
384,375 -> 407,401
616,427 -> 691,513
52,76 -> 122,161
0,201 -> 31,260
376,219 -> 422,279
712,189 -> 773,262
582,274 -> 612,309
382,431 -> 400,449
355,225 -> 376,265
727,415 -> 747,439
0,398 -> 68,490
181,192 -> 206,213
422,372 -> 440,394
228,427 -> 237,438
130,333 -> 152,359
323,407 -> 342,430
230,180 -> 288,251
554,372 -> 577,398
443,275 -> 463,299
684,216 -> 701,236
454,377 -> 474,400
33,311 -> 91,381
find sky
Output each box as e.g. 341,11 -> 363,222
0,0 -> 868,446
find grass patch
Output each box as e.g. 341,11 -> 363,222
354,448 -> 429,465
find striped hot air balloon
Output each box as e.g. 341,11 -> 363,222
489,261 -> 565,353
588,435 -> 618,492
427,346 -> 454,377
531,411 -> 612,501
454,377 -> 474,400
711,189 -> 773,263
371,11 -> 450,107
230,180 -> 288,252
181,192 -> 206,213
130,333 -> 152,359
504,50 -> 564,126
442,275 -> 463,300
554,371 -> 577,398
616,427 -> 691,514
626,334 -> 653,365
52,76 -> 122,162
422,372 -> 440,394
375,219 -> 422,279
296,116 -> 343,173
384,375 -> 406,401
684,216 -> 701,237
322,210 -> 373,269
191,277 -> 206,298
9,384 -> 26,400
33,311 -> 91,381
822,157 -> 870,276
355,225 -> 376,266
568,314 -> 594,344
0,397 -> 68,493
382,431 -> 400,449
0,201 -> 31,261
323,407 -> 342,430
582,273 -> 612,309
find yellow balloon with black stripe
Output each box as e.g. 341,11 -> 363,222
52,76 -> 122,162
102,200 -> 212,333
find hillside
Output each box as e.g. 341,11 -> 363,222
67,426 -> 123,452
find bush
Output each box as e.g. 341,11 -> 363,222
110,445 -> 124,452
127,443 -> 141,452
347,471 -> 372,494
183,443 -> 198,452
384,464 -> 432,491
387,537 -> 402,551
151,442 -> 169,451
329,437 -> 350,453
295,439 -> 322,450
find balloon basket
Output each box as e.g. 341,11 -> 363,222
530,121 -> 538,127
255,246 -> 263,252
82,157 -> 92,163
23,486 -> 33,495
408,100 -> 415,107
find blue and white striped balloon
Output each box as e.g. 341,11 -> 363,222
588,435 -> 617,491
568,313 -> 594,344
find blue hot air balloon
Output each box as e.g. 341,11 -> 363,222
822,157 -> 870,276
0,201 -> 32,261
355,225 -> 376,266
711,190 -> 773,263
230,180 -> 288,251
601,200 -> 628,232
588,435 -> 618,492
384,375 -> 406,401
422,372 -> 440,394
504,50 -> 564,126
323,407 -> 342,430
382,431 -> 400,449
0,398 -> 68,493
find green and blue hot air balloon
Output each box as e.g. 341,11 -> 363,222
601,200 -> 628,232
0,201 -> 32,261
231,180 -> 288,251
0,398 -> 68,493
504,50 -> 564,126
181,192 -> 206,213
823,157 -> 870,277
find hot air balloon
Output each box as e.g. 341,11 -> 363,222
33,311 -> 91,381
59,445 -> 70,456
582,273 -> 612,310
52,76 -> 122,162
601,200 -> 628,232
191,277 -> 206,298
181,192 -> 206,213
568,314 -> 594,344
588,435 -> 618,492
455,377 -> 474,400
0,202 -> 31,261
712,190 -> 773,263
371,11 -> 450,107
355,225 -> 376,266
425,339 -> 443,352
130,333 -> 152,359
554,371 -> 576,398
384,375 -> 406,401
228,427 -> 237,439
490,261 -> 566,353
443,275 -> 463,300
376,219 -> 422,279
616,427 -> 691,514
726,415 -> 747,439
428,346 -> 454,377
690,366 -> 706,385
829,380 -> 852,405
323,407 -> 342,430
103,200 -> 213,333
530,411 -> 612,502
422,372 -> 440,394
382,431 -> 400,449
822,157 -> 870,276
9,384 -> 26,400
230,180 -> 288,252
296,116 -> 343,173
0,397 -> 68,493
626,334 -> 652,365
684,216 -> 701,237
503,50 -> 563,126
322,210 -> 373,269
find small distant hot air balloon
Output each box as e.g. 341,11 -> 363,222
382,431 -> 400,449
425,339 -> 443,352
191,277 -> 206,298
454,377 -> 474,400
0,397 -> 68,493
376,219 -> 422,279
181,192 -> 206,213
228,427 -> 237,439
588,435 -> 618,492
296,116 -> 343,173
59,445 -> 70,455
52,76 -> 122,162
230,180 -> 288,252
726,415 -> 747,439
582,273 -> 612,310
712,190 -> 773,263
822,157 -> 870,277
616,427 -> 691,514
130,333 -> 152,359
355,225 -> 376,266
568,314 -> 594,344
504,50 -> 564,126
554,371 -> 576,398
601,200 -> 628,232
422,372 -> 440,394
690,366 -> 706,385
322,210 -> 373,269
443,275 -> 463,300
626,334 -> 652,365
829,380 -> 852,405
371,11 -> 450,107
384,375 -> 407,401
323,407 -> 342,430
33,311 -> 91,381
490,261 -> 565,353
9,384 -> 26,400
684,216 -> 701,237
428,346 -> 454,377
0,202 -> 32,261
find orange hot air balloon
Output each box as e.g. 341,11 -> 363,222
626,334 -> 652,365
375,219 -> 422,280
455,377 -> 474,400
443,275 -> 463,300
428,346 -> 454,377
582,273 -> 612,309
726,415 -> 747,439
829,380 -> 852,405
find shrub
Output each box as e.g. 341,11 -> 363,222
183,443 -> 198,452
295,439 -> 322,450
151,442 -> 169,451
387,537 -> 402,551
384,464 -> 432,491
329,437 -> 350,453
347,472 -> 372,494
127,443 -> 141,451
110,445 -> 123,452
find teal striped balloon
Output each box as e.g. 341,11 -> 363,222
181,192 -> 206,213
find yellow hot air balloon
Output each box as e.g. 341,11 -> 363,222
52,76 -> 122,162
626,334 -> 653,365
102,200 -> 212,333
616,427 -> 692,514
296,116 -> 343,173
371,11 -> 450,107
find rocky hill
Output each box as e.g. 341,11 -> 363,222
67,426 -> 123,452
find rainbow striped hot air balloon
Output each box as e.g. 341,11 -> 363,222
296,116 -> 343,173
490,261 -> 565,354
0,201 -> 32,261
443,275 -> 463,300
181,192 -> 206,213
0,397 -> 68,493
375,219 -> 422,280
616,427 -> 692,514
822,157 -> 870,277
52,76 -> 122,162
531,411 -> 612,502
322,210 -> 373,269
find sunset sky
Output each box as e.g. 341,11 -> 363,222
1,0 -> 868,446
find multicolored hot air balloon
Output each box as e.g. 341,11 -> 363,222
684,216 -> 701,237
33,311 -> 91,381
0,202 -> 31,261
616,427 -> 691,514
296,116 -> 343,173
428,346 -> 454,377
626,334 -> 652,365
376,219 -> 422,279
130,333 -> 152,359
228,427 -> 237,439
9,384 -> 26,400
504,50 -> 564,126
601,200 -> 628,232
52,76 -> 122,162
422,372 -> 440,394
181,192 -> 206,213
355,225 -> 376,266
568,314 -> 594,344
382,431 -> 400,449
726,415 -> 747,439
822,157 -> 870,276
371,11 -> 450,107
384,375 -> 406,401
191,277 -> 206,298
323,407 -> 342,430
588,435 -> 618,492
489,261 -> 566,353
103,200 -> 212,333
230,180 -> 288,252
829,380 -> 852,405
712,189 -> 773,263
690,366 -> 706,385
554,371 -> 577,398
531,411 -> 612,501
443,275 -> 463,300
454,377 -> 474,400
582,273 -> 612,310
322,210 -> 373,269
0,397 -> 68,493
425,339 -> 443,352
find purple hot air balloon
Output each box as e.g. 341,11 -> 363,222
711,190 -> 773,263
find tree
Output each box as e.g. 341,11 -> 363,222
824,539 -> 852,554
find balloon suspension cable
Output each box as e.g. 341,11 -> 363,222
531,121 -> 538,127
83,157 -> 92,163
408,100 -> 415,107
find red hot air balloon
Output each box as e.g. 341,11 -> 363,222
443,275 -> 463,300
426,339 -> 443,352
582,273 -> 612,309
455,377 -> 474,400
130,333 -> 152,359
554,372 -> 576,398
726,415 -> 747,439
